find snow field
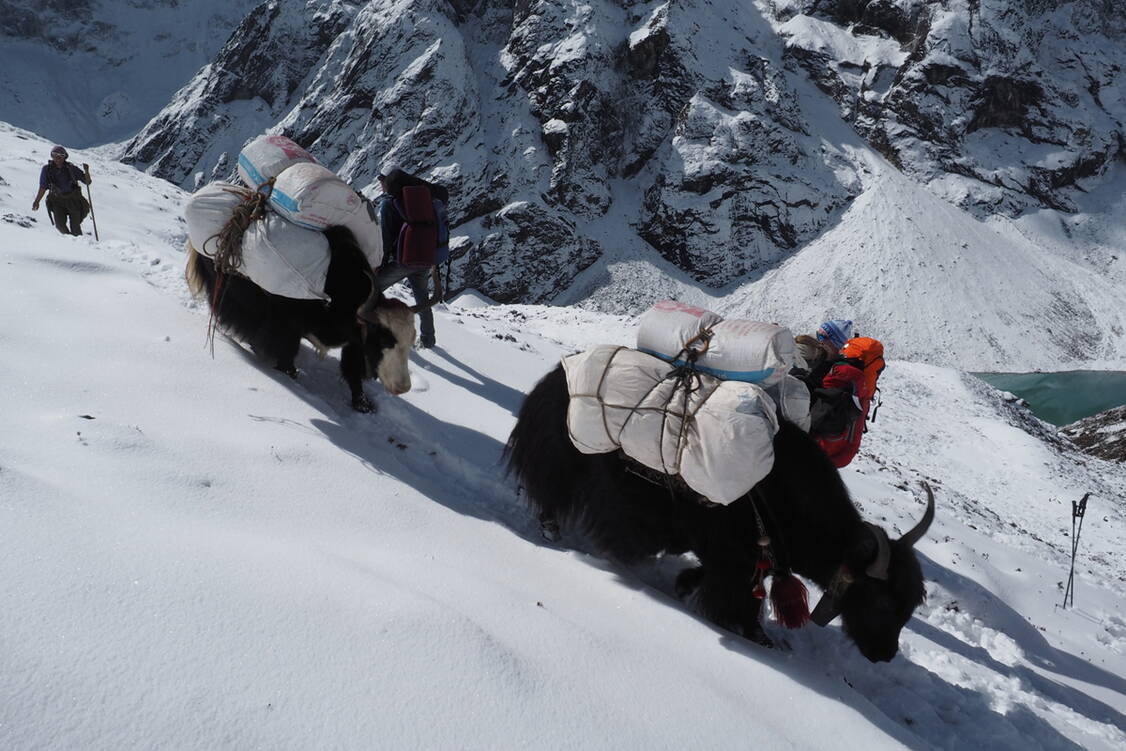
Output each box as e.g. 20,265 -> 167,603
1,123 -> 1124,750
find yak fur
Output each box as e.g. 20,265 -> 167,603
185,226 -> 415,412
506,364 -> 931,663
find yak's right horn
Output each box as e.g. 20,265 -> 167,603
900,482 -> 936,548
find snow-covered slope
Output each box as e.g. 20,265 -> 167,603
2,123 -> 1125,749
0,0 -> 260,147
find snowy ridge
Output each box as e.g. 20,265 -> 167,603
726,159 -> 1126,371
2,123 -> 1125,749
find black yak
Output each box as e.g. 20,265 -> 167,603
186,226 -> 432,412
506,364 -> 935,663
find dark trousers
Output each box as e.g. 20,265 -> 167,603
46,190 -> 88,236
372,263 -> 435,345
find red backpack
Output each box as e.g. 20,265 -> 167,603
813,337 -> 886,468
393,184 -> 450,270
838,337 -> 885,407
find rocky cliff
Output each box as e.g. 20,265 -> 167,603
1062,404 -> 1126,462
772,0 -> 1125,217
122,0 -> 867,301
116,0 -> 1125,366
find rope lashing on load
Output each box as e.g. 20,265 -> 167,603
582,330 -> 720,502
658,328 -> 715,479
210,178 -> 275,277
202,179 -> 276,354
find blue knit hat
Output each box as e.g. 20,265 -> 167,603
816,319 -> 853,349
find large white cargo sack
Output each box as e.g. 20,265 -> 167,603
637,301 -> 723,363
237,134 -> 318,189
184,181 -> 252,258
562,345 -> 779,504
240,214 -> 332,300
636,302 -> 797,387
269,162 -> 383,268
764,374 -> 811,431
184,182 -> 331,301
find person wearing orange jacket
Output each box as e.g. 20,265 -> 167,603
802,319 -> 873,468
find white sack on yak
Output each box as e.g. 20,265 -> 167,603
237,134 -> 318,189
637,301 -> 797,388
764,373 -> 811,432
268,162 -> 383,269
237,136 -> 384,270
562,345 -> 779,504
184,182 -> 332,301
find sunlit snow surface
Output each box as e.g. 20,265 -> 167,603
1,124 -> 1124,750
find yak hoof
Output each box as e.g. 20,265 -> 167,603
744,622 -> 775,649
538,513 -> 561,542
675,567 -> 705,600
352,394 -> 376,413
276,364 -> 299,379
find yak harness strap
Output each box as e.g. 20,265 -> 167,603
749,490 -> 810,628
204,179 -> 276,354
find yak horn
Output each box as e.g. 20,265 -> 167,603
864,524 -> 891,580
899,482 -> 936,548
409,265 -> 444,313
357,268 -> 382,324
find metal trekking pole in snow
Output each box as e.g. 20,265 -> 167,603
83,163 -> 99,241
1062,492 -> 1090,608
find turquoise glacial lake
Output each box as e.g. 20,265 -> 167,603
974,371 -> 1126,426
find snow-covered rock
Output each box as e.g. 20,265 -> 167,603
771,0 -> 1126,217
1062,405 -> 1126,463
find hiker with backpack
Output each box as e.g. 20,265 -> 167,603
32,146 -> 92,236
371,168 -> 450,349
794,319 -> 885,468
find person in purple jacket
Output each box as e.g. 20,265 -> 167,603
32,146 -> 92,236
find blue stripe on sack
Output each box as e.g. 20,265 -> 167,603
237,154 -> 267,187
637,348 -> 775,383
237,154 -> 307,222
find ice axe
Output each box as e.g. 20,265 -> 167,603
83,163 -> 99,241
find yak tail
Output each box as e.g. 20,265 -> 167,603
185,241 -> 206,298
505,364 -> 585,523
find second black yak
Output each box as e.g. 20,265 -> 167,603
506,364 -> 934,663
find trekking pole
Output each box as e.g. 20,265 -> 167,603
83,163 -> 99,241
1061,492 -> 1090,608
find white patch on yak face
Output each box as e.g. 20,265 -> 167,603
375,304 -> 415,396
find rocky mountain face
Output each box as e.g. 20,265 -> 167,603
0,0 -> 260,146
120,0 -> 1124,311
773,0 -> 1126,217
1062,405 -> 1126,462
122,0 -> 862,302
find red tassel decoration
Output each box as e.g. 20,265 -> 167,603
770,572 -> 810,629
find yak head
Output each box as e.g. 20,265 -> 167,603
355,268 -> 442,396
812,484 -> 935,663
358,297 -> 414,395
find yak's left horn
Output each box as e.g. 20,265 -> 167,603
900,482 -> 936,548
409,266 -> 444,313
